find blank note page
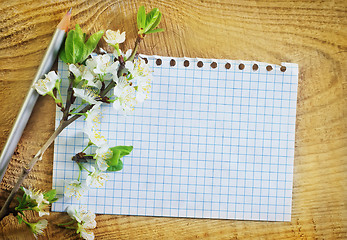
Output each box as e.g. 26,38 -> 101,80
52,55 -> 298,221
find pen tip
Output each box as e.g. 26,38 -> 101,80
67,7 -> 72,15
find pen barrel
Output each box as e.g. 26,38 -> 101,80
0,29 -> 66,182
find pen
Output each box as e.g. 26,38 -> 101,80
0,9 -> 71,182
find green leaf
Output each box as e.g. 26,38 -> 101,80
65,29 -> 85,63
81,30 -> 104,62
144,8 -> 160,33
59,48 -> 69,63
107,146 -> 133,167
115,146 -> 133,158
108,149 -> 120,167
146,28 -> 164,34
107,160 -> 123,171
137,6 -> 146,30
16,215 -> 23,224
60,25 -> 104,64
64,30 -> 76,63
147,12 -> 162,33
75,24 -> 85,42
27,200 -> 37,208
43,189 -> 58,203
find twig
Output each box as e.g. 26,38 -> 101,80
127,35 -> 143,62
62,79 -> 74,121
0,121 -> 68,219
0,33 -> 144,220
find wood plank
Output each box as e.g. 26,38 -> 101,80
0,0 -> 346,239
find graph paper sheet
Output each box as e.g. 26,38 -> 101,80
52,55 -> 298,221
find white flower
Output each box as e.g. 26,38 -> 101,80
80,211 -> 97,229
67,206 -> 96,226
136,76 -> 151,103
80,229 -> 95,240
112,59 -> 133,83
113,77 -> 137,115
124,61 -> 135,73
69,63 -> 81,76
86,54 -> 119,79
84,128 -> 107,148
86,166 -> 108,187
29,219 -> 48,238
67,205 -> 82,222
73,88 -> 99,105
104,29 -> 126,45
33,71 -> 60,95
67,206 -> 96,240
85,104 -> 102,127
94,145 -> 113,171
119,49 -> 132,60
84,125 -> 107,148
22,187 -> 50,217
132,58 -> 152,78
69,64 -> 101,89
123,49 -> 132,58
64,180 -> 88,199
84,105 -> 108,147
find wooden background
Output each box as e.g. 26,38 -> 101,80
0,0 -> 346,239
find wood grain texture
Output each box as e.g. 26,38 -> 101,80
0,0 -> 346,239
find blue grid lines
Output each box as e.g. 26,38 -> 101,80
52,55 -> 299,222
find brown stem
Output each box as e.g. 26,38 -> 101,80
0,35 -> 144,221
0,121 -> 68,220
127,35 -> 142,62
0,76 -> 121,220
100,81 -> 116,96
62,80 -> 74,121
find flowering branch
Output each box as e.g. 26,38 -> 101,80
0,121 -> 67,220
0,5 -> 163,240
0,78 -> 115,219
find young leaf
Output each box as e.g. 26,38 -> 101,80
137,6 -> 146,30
114,146 -> 133,158
16,215 -> 23,224
59,25 -> 103,64
64,30 -> 75,63
147,12 -> 162,33
59,48 -> 69,63
107,146 -> 133,167
107,160 -> 123,171
82,30 -> 104,62
75,24 -> 85,43
65,30 -> 85,63
43,189 -> 58,203
145,28 -> 164,34
108,149 -> 120,167
144,8 -> 160,33
16,196 -> 25,210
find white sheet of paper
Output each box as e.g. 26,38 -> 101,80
52,55 -> 298,221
